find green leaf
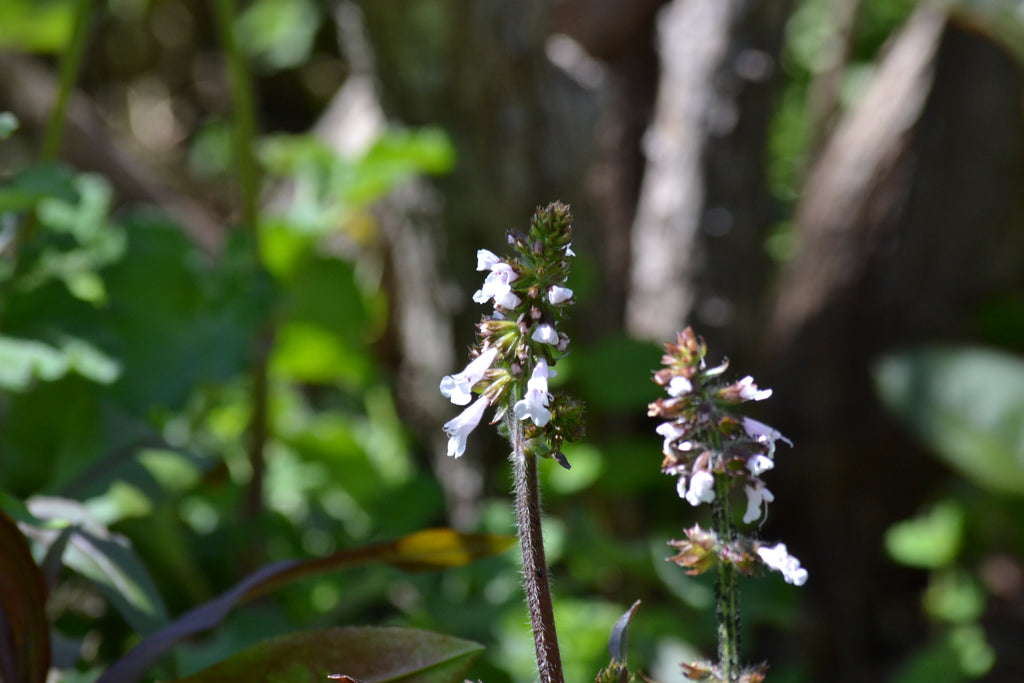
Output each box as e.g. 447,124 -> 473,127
25,497 -> 169,636
874,346 -> 1024,495
0,112 -> 18,139
96,529 -> 513,683
168,627 -> 483,683
884,500 -> 964,569
566,337 -> 662,412
0,335 -> 120,391
0,510 -> 50,683
0,0 -> 75,52
0,163 -> 76,214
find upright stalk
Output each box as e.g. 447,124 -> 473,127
510,413 -> 564,683
712,475 -> 740,682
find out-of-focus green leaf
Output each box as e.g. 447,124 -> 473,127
0,164 -> 76,214
874,346 -> 1024,495
884,500 -> 964,569
25,497 -> 169,636
103,216 -> 268,409
566,336 -> 662,412
0,510 -> 50,683
0,112 -> 18,139
0,0 -> 75,52
923,569 -> 987,624
96,529 -> 513,683
169,626 -> 483,683
892,624 -> 994,683
236,0 -> 321,70
0,335 -> 120,390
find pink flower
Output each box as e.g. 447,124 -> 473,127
548,286 -> 573,304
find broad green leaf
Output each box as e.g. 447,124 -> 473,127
0,510 -> 50,683
96,529 -> 513,683
874,346 -> 1024,495
884,500 -> 964,569
169,626 -> 483,683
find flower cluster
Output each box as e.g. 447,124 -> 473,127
439,202 -> 584,465
652,328 -> 806,586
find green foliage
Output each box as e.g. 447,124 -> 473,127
885,500 -> 965,570
169,627 -> 484,683
874,346 -> 1024,496
0,0 -> 76,53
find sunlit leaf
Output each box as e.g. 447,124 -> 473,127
25,497 -> 168,636
0,0 -> 74,52
0,335 -> 121,391
884,500 -> 964,569
96,529 -> 513,683
236,0 -> 321,70
874,346 -> 1024,495
0,510 -> 50,683
0,164 -> 76,214
169,627 -> 483,683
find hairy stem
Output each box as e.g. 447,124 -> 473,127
509,414 -> 564,683
713,475 -> 740,681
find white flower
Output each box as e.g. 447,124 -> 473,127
746,454 -> 774,476
548,286 -> 573,304
443,395 -> 490,458
473,262 -> 519,308
742,417 -> 793,448
757,543 -> 808,586
684,470 -> 716,506
743,481 -> 775,524
476,249 -> 500,271
531,323 -> 559,345
440,346 -> 499,405
656,421 -> 686,452
737,376 -> 772,401
513,358 -> 552,426
668,376 -> 692,397
565,243 -> 576,257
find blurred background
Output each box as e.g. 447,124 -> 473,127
2,0 -> 1024,681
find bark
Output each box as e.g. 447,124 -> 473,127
625,0 -> 792,367
767,8 -> 1024,680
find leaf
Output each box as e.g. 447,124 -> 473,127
0,510 -> 50,683
168,627 -> 484,683
25,497 -> 168,636
874,346 -> 1024,495
884,500 -> 964,569
0,335 -> 121,391
608,600 -> 641,664
96,529 -> 513,683
0,112 -> 18,139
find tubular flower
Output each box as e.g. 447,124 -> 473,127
757,543 -> 808,586
440,346 -> 500,405
684,470 -> 716,506
743,481 -> 775,524
514,358 -> 553,426
548,285 -> 573,304
531,323 -> 559,345
443,395 -> 490,458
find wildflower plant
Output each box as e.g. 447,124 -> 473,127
439,202 -> 584,683
650,328 -> 807,682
